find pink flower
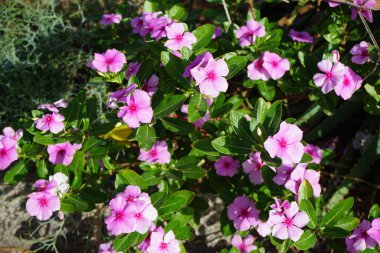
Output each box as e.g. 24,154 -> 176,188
350,41 -> 371,64
125,62 -> 141,80
313,59 -> 346,94
289,29 -> 313,43
191,58 -> 229,98
236,20 -> 265,46
107,84 -> 138,108
183,52 -> 213,80
38,99 -> 68,113
117,90 -> 153,128
118,185 -> 151,207
47,141 -> 82,166
327,0 -> 341,7
270,201 -> 309,241
138,141 -> 171,164
212,27 -> 223,39
264,122 -> 305,164
247,52 -> 290,81
273,164 -> 293,185
346,220 -> 377,252
334,67 -> 362,100
231,234 -> 257,253
35,113 -> 65,134
368,218 -> 380,245
214,156 -> 240,177
247,57 -> 270,81
123,200 -> 158,234
1,127 -> 23,146
105,196 -> 132,235
150,16 -> 172,41
257,220 -> 272,237
34,179 -> 57,194
227,196 -> 260,231
91,49 -> 127,73
0,137 -> 18,170
142,75 -> 159,96
284,164 -> 321,198
26,191 -> 60,221
100,14 -> 122,27
304,144 -> 323,164
242,152 -> 266,184
351,0 -> 375,23
146,230 -> 180,253
98,242 -> 121,253
269,198 -> 291,217
164,23 -> 197,51
138,224 -> 165,252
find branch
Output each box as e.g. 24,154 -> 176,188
221,0 -> 232,24
248,0 -> 256,20
320,171 -> 380,189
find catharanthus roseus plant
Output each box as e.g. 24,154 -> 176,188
2,0 -> 380,252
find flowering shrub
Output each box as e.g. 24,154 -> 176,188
2,0 -> 380,252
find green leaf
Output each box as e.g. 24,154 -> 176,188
212,136 -> 251,155
158,190 -> 195,216
225,56 -> 247,80
136,125 -> 156,150
64,193 -> 95,212
4,160 -> 29,184
151,191 -> 167,209
192,24 -> 214,53
263,100 -> 282,135
143,0 -> 159,12
168,4 -> 188,21
181,167 -> 206,179
154,95 -> 186,119
298,180 -> 314,202
165,208 -> 194,237
60,198 -> 77,213
68,151 -> 85,175
175,156 -> 198,169
299,199 -> 318,229
115,169 -> 148,190
82,137 -> 105,152
62,90 -> 86,128
370,204 -> 380,218
188,92 -> 208,122
257,81 -> 276,101
230,111 -> 256,145
333,216 -> 360,231
322,227 -> 351,238
36,159 -> 48,178
114,232 -> 148,252
193,139 -> 219,156
293,230 -> 317,250
254,98 -> 269,123
161,52 -> 190,89
321,197 -> 354,227
33,135 -> 66,145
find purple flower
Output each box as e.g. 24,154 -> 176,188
334,67 -> 362,100
351,0 -> 375,23
247,52 -> 290,81
26,191 -> 60,221
125,62 -> 141,80
242,152 -> 266,184
313,59 -> 346,94
304,144 -> 323,164
146,230 -> 180,253
289,29 -> 313,43
38,99 -> 68,113
150,16 -> 172,41
212,27 -> 223,39
98,242 -> 121,253
107,84 -> 138,109
100,14 -> 122,27
214,156 -> 240,177
138,141 -> 171,164
346,220 -> 377,252
350,41 -> 371,64
142,75 -> 159,96
231,234 -> 257,253
164,23 -> 197,51
273,164 -> 294,185
284,164 -> 321,198
91,49 -> 127,73
227,196 -> 260,231
236,20 -> 265,46
47,142 -> 82,166
35,113 -> 65,134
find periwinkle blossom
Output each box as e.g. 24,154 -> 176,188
214,156 -> 240,177
289,29 -> 313,43
236,20 -> 265,46
350,41 -> 371,64
150,15 -> 172,41
1,127 -> 22,145
351,0 -> 375,23
269,198 -> 290,218
346,220 -> 377,252
100,14 -> 122,27
34,179 -> 57,194
47,141 -> 82,166
98,242 -> 121,253
270,201 -> 309,241
231,234 -> 257,253
313,59 -> 346,94
107,84 -> 138,109
164,23 -> 197,51
117,89 -> 153,128
125,62 -> 141,80
247,52 -> 290,81
273,164 -> 293,185
285,163 -> 321,198
105,196 -> 132,235
242,152 -> 266,184
35,113 -> 65,134
0,137 -> 18,170
304,144 -> 323,164
191,58 -> 229,98
368,218 -> 380,245
26,191 -> 60,221
138,224 -> 165,253
142,75 -> 159,96
38,99 -> 67,113
123,198 -> 159,234
227,196 -> 260,231
334,67 -> 362,100
212,27 -> 223,39
183,52 -> 213,80
91,49 -> 127,73
138,141 -> 171,164
264,122 -> 304,164
118,185 -> 151,206
146,230 -> 180,253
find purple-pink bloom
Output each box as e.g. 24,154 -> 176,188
304,144 -> 323,164
183,52 -> 213,80
138,224 -> 165,253
100,14 -> 122,27
91,49 -> 127,73
150,16 -> 172,41
351,0 -> 375,23
236,20 -> 265,46
191,58 -> 229,98
123,199 -> 158,234
34,179 -> 58,194
142,75 -> 159,96
242,152 -> 266,184
227,196 -> 260,231
313,59 -> 346,94
118,185 -> 151,208
273,164 -> 293,185
346,220 -> 377,252
284,164 -> 321,198
0,137 -> 18,170
138,141 -> 171,164
38,99 -> 68,113
164,23 -> 197,51
350,41 -> 371,64
35,113 -> 65,134
247,57 -> 270,81
270,198 -> 291,217
264,122 -> 304,164
125,62 -> 141,80
1,127 -> 23,144
26,191 -> 60,221
146,230 -> 180,253
117,89 -> 153,128
105,196 -> 132,235
289,29 -> 313,43
98,242 -> 121,253
231,234 -> 257,253
368,218 -> 380,245
47,141 -> 82,166
334,67 -> 362,100
247,52 -> 290,81
270,201 -> 309,241
212,27 -> 223,39
107,84 -> 138,109
131,16 -> 145,35
214,156 -> 240,177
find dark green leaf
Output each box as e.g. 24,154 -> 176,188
321,197 -> 354,227
4,160 -> 29,184
212,136 -> 251,155
294,230 -> 317,250
161,118 -> 194,135
154,95 -> 186,119
192,24 -> 214,53
225,56 -> 247,79
158,190 -> 195,216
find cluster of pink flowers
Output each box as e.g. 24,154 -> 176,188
214,156 -> 240,177
47,141 -> 82,166
100,14 -> 122,27
138,141 -> 171,164
350,41 -> 371,65
131,12 -> 173,41
89,49 -> 127,73
105,185 -> 158,235
35,99 -> 67,134
289,29 -> 313,44
26,172 -> 68,221
138,224 -> 180,253
230,234 -> 257,253
236,20 -> 266,46
313,51 -> 363,100
346,218 -> 380,252
0,127 -> 22,170
247,51 -> 290,81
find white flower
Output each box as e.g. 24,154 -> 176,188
49,172 -> 70,196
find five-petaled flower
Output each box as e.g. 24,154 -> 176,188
91,49 -> 127,73
164,23 -> 196,51
215,156 -> 240,177
227,196 -> 260,231
236,20 -> 266,46
138,141 -> 171,164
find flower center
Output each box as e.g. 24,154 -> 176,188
160,242 -> 168,250
58,149 -> 66,156
39,198 -> 47,207
343,78 -> 351,86
326,71 -> 333,79
129,104 -> 137,112
128,196 -> 135,203
45,115 -> 53,123
278,139 -> 287,148
207,71 -> 216,80
223,162 -> 231,168
271,61 -> 279,67
134,212 -> 142,219
284,217 -> 293,226
106,58 -> 114,65
115,211 -> 124,220
241,209 -> 249,218
0,149 -> 6,156
150,150 -> 157,156
175,34 -> 183,42
239,244 -> 247,251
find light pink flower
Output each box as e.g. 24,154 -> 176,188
105,196 -> 132,235
261,52 -> 290,80
146,230 -> 180,253
117,89 -> 153,128
98,242 -> 121,253
304,144 -> 323,164
142,75 -> 159,96
334,67 -> 362,100
183,52 -> 213,80
138,224 -> 165,252
0,127 -> 22,148
35,113 -> 65,134
100,14 -> 122,27
118,185 -> 151,207
123,200 -> 158,234
236,20 -> 265,46
138,141 -> 171,164
242,152 -> 266,184
368,218 -> 380,245
0,137 -> 18,170
91,49 -> 127,73
191,58 -> 229,98
257,220 -> 272,237
351,0 -> 375,23
247,57 -> 270,81
346,220 -> 377,252
107,84 -> 138,109
285,164 -> 321,198
214,156 -> 240,177
231,234 -> 257,253
289,29 -> 313,43
313,59 -> 346,94
270,201 -> 309,241
264,122 -> 304,164
227,196 -> 260,231
273,164 -> 293,185
47,142 -> 82,166
26,191 -> 60,221
125,62 -> 141,80
350,41 -> 371,64
164,23 -> 196,51
38,99 -> 68,113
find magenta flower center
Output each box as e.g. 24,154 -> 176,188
106,58 -> 114,65
0,149 -> 6,156
271,61 -> 279,67
127,196 -> 135,203
45,115 -> 53,123
134,212 -> 142,219
239,244 -> 247,251
278,139 -> 287,148
175,34 -> 183,42
115,211 -> 124,220
160,242 -> 168,250
129,104 -> 138,112
58,149 -> 66,156
223,162 -> 231,168
207,71 -> 216,80
284,217 -> 293,227
240,209 -> 249,218
343,78 -> 351,86
326,71 -> 333,79
39,198 -> 48,207
150,149 -> 158,157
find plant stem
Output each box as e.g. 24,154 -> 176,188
222,0 -> 232,24
248,0 -> 256,20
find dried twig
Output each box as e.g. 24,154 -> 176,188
248,0 -> 256,20
221,0 -> 232,24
